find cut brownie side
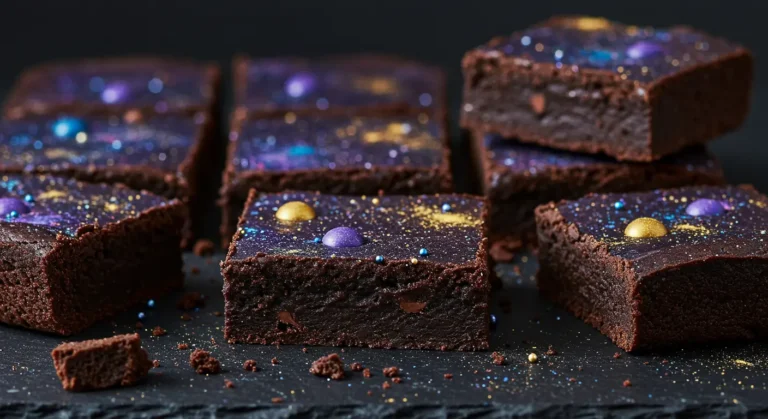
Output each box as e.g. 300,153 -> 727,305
0,175 -> 185,334
51,334 -> 152,391
0,113 -> 215,245
3,57 -> 220,119
462,16 -> 753,161
536,185 -> 768,351
222,191 -> 490,351
469,130 -> 725,259
219,114 -> 452,245
233,55 -> 445,117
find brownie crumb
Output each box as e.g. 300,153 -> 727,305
350,362 -> 363,372
177,292 -> 205,310
309,353 -> 345,380
190,267 -> 201,275
152,326 -> 166,337
177,343 -> 189,350
302,348 -> 308,353
213,311 -> 223,317
271,357 -> 279,365
367,390 -> 373,396
613,352 -> 622,359
623,379 -> 632,387
546,345 -> 558,356
382,381 -> 391,390
643,361 -> 650,365
662,359 -> 669,364
382,366 -> 399,377
578,366 -> 584,372
271,397 -> 283,404
224,379 -> 235,389
152,360 -> 161,368
243,359 -> 258,372
193,239 -> 215,257
491,352 -> 506,366
392,377 -> 403,384
363,368 -> 372,378
189,349 -> 221,374
180,313 -> 192,321
569,377 -> 577,383
135,322 -> 144,330
444,373 -> 453,379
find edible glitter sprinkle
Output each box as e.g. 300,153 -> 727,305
147,300 -> 156,308
614,200 -> 626,210
138,312 -> 146,319
476,16 -> 745,83
375,255 -> 385,264
441,203 -> 452,213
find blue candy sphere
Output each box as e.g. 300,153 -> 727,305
613,200 -> 625,210
375,255 -> 384,264
419,248 -> 429,256
52,117 -> 87,139
138,312 -> 146,320
147,300 -> 155,308
441,203 -> 452,213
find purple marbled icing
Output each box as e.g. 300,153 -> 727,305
240,57 -> 440,112
0,114 -> 204,173
232,116 -> 444,172
232,192 -> 484,264
476,16 -> 744,83
0,174 -> 171,237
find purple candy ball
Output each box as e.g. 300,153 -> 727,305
685,199 -> 726,217
322,226 -> 365,248
284,72 -> 315,98
0,197 -> 31,218
101,81 -> 130,104
626,41 -> 664,60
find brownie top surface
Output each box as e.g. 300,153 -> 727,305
240,57 -> 439,111
0,114 -> 204,173
231,115 -> 444,172
555,186 -> 768,277
0,174 -> 172,240
10,59 -> 214,111
475,16 -> 744,83
484,134 -> 719,175
229,192 -> 484,264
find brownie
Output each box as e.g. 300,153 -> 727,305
51,334 -> 152,391
461,16 -> 753,161
535,185 -> 768,351
0,174 -> 185,335
233,55 -> 445,117
219,114 -> 452,245
222,191 -> 490,351
469,130 -> 726,259
0,113 -> 215,245
3,57 -> 220,119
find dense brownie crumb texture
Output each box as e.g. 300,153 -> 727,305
537,185 -> 768,351
50,334 -> 152,392
223,192 -> 490,350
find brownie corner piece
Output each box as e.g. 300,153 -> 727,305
461,16 -> 753,161
222,191 -> 490,350
51,333 -> 152,391
535,185 -> 768,351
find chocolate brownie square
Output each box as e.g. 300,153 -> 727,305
535,185 -> 768,351
222,191 -> 490,351
3,57 -> 220,119
0,174 -> 185,335
0,113 -> 215,245
219,114 -> 452,244
470,130 -> 726,260
51,334 -> 152,391
233,55 -> 445,117
462,16 -> 753,161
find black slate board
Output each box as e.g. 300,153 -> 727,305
1,253 -> 768,417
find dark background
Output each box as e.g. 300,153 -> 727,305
1,0 -> 765,189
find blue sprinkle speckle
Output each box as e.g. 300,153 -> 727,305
138,312 -> 146,319
147,300 -> 155,308
614,200 -> 625,210
441,203 -> 452,213
313,237 -> 321,243
23,194 -> 34,203
490,314 -> 497,325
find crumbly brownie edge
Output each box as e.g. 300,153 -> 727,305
534,202 -> 638,351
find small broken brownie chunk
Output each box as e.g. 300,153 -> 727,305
189,349 -> 221,374
51,334 -> 152,392
382,366 -> 400,377
177,292 -> 205,310
309,353 -> 345,380
243,359 -> 258,372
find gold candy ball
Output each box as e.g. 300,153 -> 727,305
275,201 -> 316,222
624,217 -> 668,238
528,353 -> 538,363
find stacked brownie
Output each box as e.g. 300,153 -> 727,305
220,56 -> 451,244
462,16 -> 751,260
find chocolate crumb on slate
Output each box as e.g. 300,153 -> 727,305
491,352 -> 506,365
189,349 -> 221,374
213,311 -> 222,317
662,359 -> 669,364
444,373 -> 453,379
243,359 -> 258,372
135,322 -> 144,330
224,379 -> 235,389
367,390 -> 373,396
383,366 -> 399,377
613,352 -> 622,359
623,379 -> 632,387
643,361 -> 650,365
177,343 -> 189,350
546,345 -> 558,356
302,348 -> 308,353
152,326 -> 166,337
382,381 -> 391,390
569,377 -> 577,383
152,360 -> 161,368
272,397 -> 283,404
177,292 -> 205,310
350,362 -> 363,372
363,368 -> 372,378
190,267 -> 200,275
193,239 -> 215,257
180,313 -> 192,321
309,353 -> 345,380
392,377 -> 403,384
271,357 -> 279,365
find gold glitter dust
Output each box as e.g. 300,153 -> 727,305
352,76 -> 399,95
673,223 -> 711,235
570,17 -> 611,31
37,190 -> 67,200
734,359 -> 754,367
284,112 -> 297,124
371,198 -> 380,205
104,203 -> 120,212
44,148 -> 80,160
410,205 -> 481,229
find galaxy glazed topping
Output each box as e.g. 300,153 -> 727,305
239,58 -> 440,111
476,16 -> 744,83
556,186 -> 768,275
484,134 -> 719,174
0,114 -> 203,172
232,192 -> 484,264
232,115 -> 444,172
9,60 -> 213,112
0,174 -> 172,237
